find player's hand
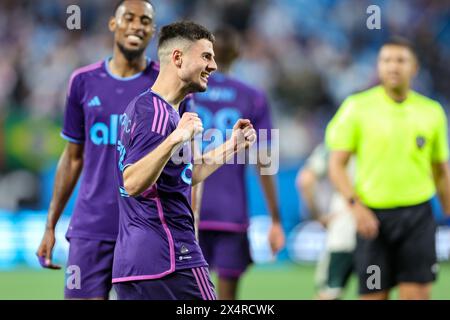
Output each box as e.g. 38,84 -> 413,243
36,228 -> 62,270
173,112 -> 203,144
352,203 -> 379,240
231,119 -> 257,151
268,222 -> 285,256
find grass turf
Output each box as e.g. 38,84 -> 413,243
0,263 -> 448,300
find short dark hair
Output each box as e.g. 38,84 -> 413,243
158,21 -> 215,49
113,0 -> 153,15
382,36 -> 417,58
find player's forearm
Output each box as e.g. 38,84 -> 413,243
257,164 -> 281,223
192,138 -> 238,185
191,182 -> 204,240
123,134 -> 182,196
47,146 -> 83,230
433,162 -> 450,215
329,151 -> 355,201
191,182 -> 204,216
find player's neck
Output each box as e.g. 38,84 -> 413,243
109,50 -> 147,78
151,71 -> 187,111
383,85 -> 410,103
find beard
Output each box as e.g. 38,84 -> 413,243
185,82 -> 207,94
183,77 -> 207,93
117,42 -> 146,61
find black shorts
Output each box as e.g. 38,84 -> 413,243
355,201 -> 438,295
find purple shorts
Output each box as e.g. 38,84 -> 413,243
113,267 -> 216,300
199,230 -> 253,279
64,237 -> 115,299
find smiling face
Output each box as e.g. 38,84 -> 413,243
178,39 -> 217,92
109,0 -> 155,61
377,44 -> 418,91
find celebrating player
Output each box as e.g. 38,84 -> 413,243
193,26 -> 285,300
112,21 -> 257,300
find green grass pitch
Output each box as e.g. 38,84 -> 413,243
0,263 -> 449,300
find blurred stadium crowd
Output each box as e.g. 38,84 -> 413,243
0,0 -> 449,212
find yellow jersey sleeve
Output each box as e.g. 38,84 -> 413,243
325,97 -> 359,152
432,103 -> 449,163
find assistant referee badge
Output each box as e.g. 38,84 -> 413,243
416,135 -> 426,149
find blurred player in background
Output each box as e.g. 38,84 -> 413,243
113,21 -> 258,300
36,0 -> 190,299
326,38 -> 450,300
193,26 -> 285,300
297,143 -> 356,299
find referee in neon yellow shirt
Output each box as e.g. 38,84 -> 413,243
326,38 -> 450,300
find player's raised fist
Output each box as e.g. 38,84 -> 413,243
173,112 -> 203,143
232,119 -> 257,150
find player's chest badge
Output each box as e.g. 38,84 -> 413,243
416,135 -> 426,149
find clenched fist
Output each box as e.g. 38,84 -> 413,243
172,112 -> 204,144
231,119 -> 257,151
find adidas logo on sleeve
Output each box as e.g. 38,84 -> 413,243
88,96 -> 101,107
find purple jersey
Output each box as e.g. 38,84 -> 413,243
112,90 -> 206,283
61,58 -> 192,241
194,73 -> 273,232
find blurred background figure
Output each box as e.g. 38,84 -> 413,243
297,143 -> 356,300
0,0 -> 449,299
326,38 -> 450,300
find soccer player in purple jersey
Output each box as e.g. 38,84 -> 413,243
113,21 -> 257,300
36,1 -> 191,299
193,26 -> 285,300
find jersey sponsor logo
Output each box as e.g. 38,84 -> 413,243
90,114 -> 126,145
196,87 -> 237,102
196,105 -> 242,149
87,96 -> 101,107
196,106 -> 241,132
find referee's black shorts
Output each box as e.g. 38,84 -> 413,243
355,200 -> 438,295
